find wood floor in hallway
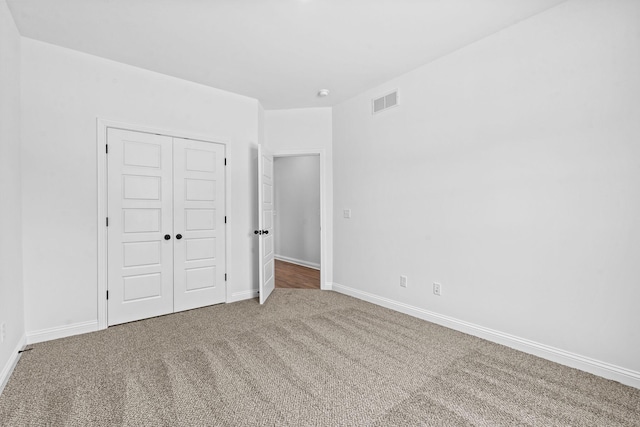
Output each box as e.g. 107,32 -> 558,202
274,259 -> 320,289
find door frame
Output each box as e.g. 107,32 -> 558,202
272,149 -> 328,291
96,118 -> 229,330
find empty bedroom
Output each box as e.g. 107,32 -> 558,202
1,0 -> 639,425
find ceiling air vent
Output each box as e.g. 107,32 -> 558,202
372,90 -> 399,114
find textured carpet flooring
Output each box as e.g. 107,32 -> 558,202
1,289 -> 639,426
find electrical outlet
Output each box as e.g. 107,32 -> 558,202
400,275 -> 408,288
343,209 -> 352,219
433,282 -> 442,296
0,323 -> 6,343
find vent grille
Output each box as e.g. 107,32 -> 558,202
372,90 -> 399,114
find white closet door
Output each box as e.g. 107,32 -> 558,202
173,138 -> 226,312
107,128 -> 174,326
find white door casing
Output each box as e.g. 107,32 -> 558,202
107,128 -> 174,326
173,138 -> 226,312
258,144 -> 275,304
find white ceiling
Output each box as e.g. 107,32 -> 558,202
7,0 -> 566,110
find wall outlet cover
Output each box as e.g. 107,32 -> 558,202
433,282 -> 442,296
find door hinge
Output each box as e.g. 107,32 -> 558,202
224,158 -> 227,166
106,144 -> 108,154
106,217 -> 109,227
224,216 -> 227,224
106,290 -> 109,300
225,273 -> 227,281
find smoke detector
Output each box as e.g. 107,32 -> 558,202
317,89 -> 330,97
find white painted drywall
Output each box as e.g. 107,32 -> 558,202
20,38 -> 260,335
0,0 -> 25,387
333,0 -> 640,374
274,156 -> 321,267
264,108 -> 333,283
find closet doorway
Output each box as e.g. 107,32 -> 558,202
273,155 -> 321,290
98,122 -> 227,327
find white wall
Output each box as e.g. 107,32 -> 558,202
264,108 -> 333,284
250,104 -> 265,298
274,156 -> 321,267
333,0 -> 640,382
0,0 -> 25,389
20,38 -> 260,336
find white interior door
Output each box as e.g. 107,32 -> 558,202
107,128 -> 174,326
173,138 -> 226,312
258,144 -> 275,304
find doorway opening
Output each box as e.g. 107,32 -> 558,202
273,154 -> 321,290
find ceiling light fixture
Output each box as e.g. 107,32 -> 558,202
317,89 -> 330,98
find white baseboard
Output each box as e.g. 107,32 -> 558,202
0,333 -> 26,395
321,282 -> 333,291
228,289 -> 259,303
331,282 -> 640,390
274,254 -> 320,270
26,320 -> 98,345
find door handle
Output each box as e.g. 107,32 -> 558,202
176,234 -> 183,240
263,230 -> 269,234
254,230 -> 269,235
164,234 -> 171,240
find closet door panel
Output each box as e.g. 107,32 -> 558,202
107,128 -> 174,326
173,138 -> 226,312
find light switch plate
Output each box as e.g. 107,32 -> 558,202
343,209 -> 351,219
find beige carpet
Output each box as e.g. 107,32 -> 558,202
1,289 -> 638,426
